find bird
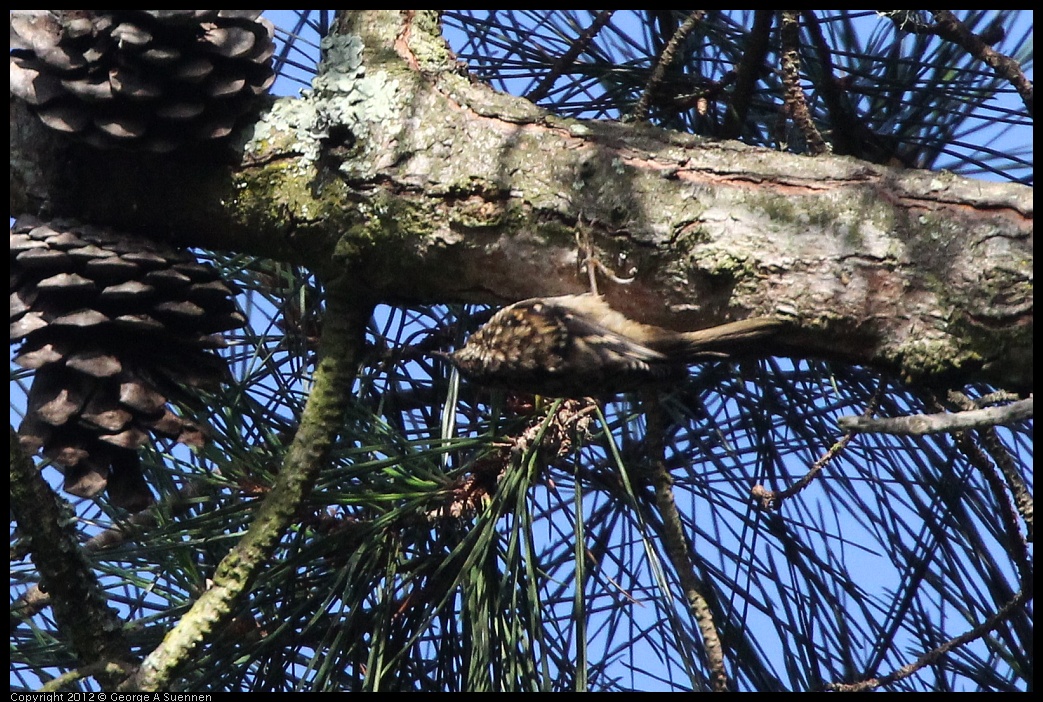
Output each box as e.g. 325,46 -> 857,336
438,293 -> 783,397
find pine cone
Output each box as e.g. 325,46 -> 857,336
441,294 -> 782,397
10,10 -> 275,152
11,216 -> 246,509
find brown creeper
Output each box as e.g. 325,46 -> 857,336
440,294 -> 783,397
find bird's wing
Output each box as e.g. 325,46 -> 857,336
545,299 -> 668,366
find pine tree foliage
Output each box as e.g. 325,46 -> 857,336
11,10 -> 1032,692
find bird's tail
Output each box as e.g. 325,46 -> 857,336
665,317 -> 784,361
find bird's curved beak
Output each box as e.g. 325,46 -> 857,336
430,349 -> 455,365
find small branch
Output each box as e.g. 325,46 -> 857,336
928,11 -> 1033,117
633,11 -> 707,122
722,10 -> 773,140
646,398 -> 728,691
822,388 -> 1032,691
751,428 -> 852,510
798,10 -> 879,160
38,661 -> 138,693
825,589 -> 1029,692
945,391 -> 1033,549
798,12 -> 843,123
837,397 -> 1033,435
979,426 -> 1034,543
754,385 -> 882,510
878,11 -> 1032,117
952,426 -> 1034,584
526,10 -> 615,104
12,480 -> 208,625
10,427 -> 133,690
779,11 -> 828,155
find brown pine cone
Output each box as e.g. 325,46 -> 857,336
10,10 -> 275,152
11,215 -> 246,509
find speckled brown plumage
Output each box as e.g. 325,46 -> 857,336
442,294 -> 782,397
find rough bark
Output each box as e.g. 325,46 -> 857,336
9,11 -> 1033,392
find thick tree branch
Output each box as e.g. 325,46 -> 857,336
9,11 -> 1033,392
124,276 -> 372,691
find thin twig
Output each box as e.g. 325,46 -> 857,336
953,426 -> 1033,582
944,391 -> 1033,550
526,10 -> 615,104
884,10 -> 1030,117
12,480 -> 209,624
798,10 -> 872,159
778,11 -> 828,155
753,383 -> 882,510
825,589 -> 1029,692
927,11 -> 1033,117
722,10 -> 773,140
633,11 -> 707,122
978,426 -> 1034,543
645,396 -> 729,691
